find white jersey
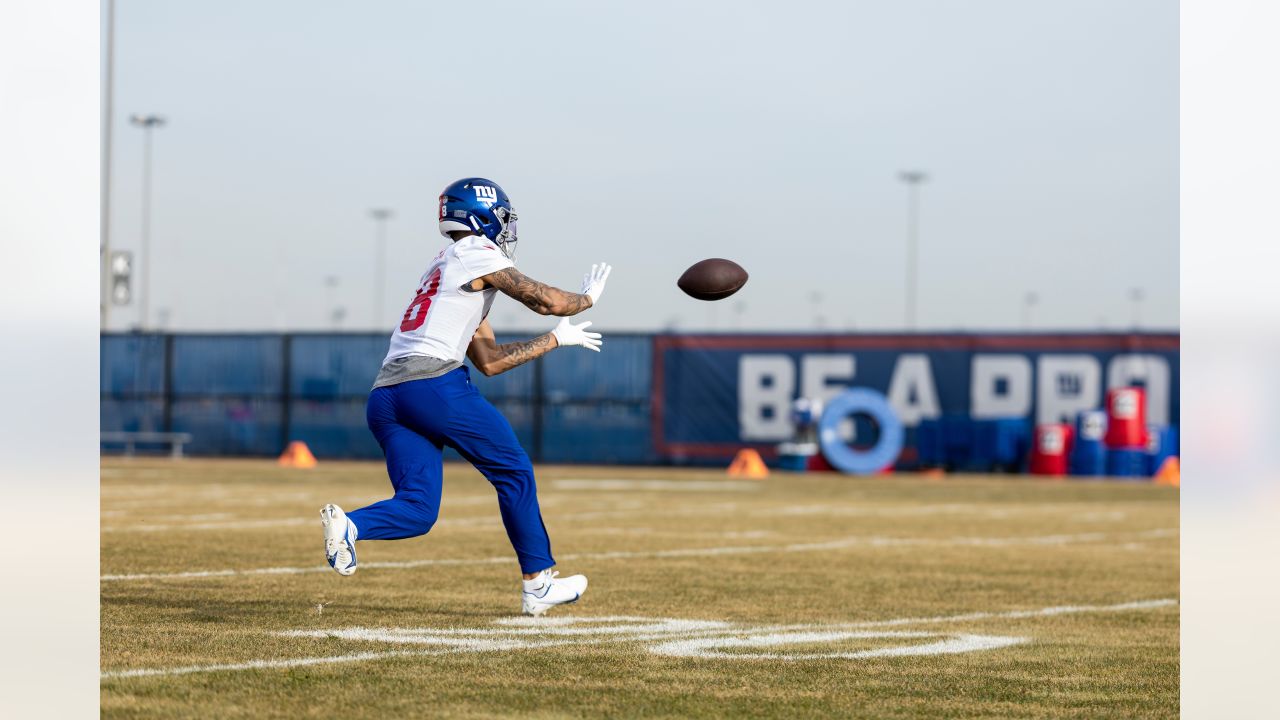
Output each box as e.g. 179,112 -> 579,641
383,236 -> 514,365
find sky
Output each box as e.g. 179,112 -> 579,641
103,0 -> 1178,333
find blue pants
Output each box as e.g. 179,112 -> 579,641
347,366 -> 555,575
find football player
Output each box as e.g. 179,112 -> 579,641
320,178 -> 611,616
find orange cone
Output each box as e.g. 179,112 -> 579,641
727,448 -> 769,479
1153,456 -> 1179,487
278,440 -> 318,468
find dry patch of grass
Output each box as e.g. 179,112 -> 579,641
101,459 -> 1178,719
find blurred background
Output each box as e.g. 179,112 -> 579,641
99,0 -> 1178,471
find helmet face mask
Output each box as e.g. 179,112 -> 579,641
438,178 -> 517,259
494,208 -> 518,261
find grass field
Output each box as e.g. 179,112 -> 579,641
101,458 -> 1178,719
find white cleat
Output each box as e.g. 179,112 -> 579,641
521,570 -> 588,616
320,504 -> 358,576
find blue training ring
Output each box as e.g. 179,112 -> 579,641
818,388 -> 904,475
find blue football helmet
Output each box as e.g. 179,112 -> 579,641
438,177 -> 518,260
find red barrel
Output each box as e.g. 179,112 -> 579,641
1030,424 -> 1072,476
1104,387 -> 1147,448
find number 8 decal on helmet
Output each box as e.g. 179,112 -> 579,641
438,178 -> 518,260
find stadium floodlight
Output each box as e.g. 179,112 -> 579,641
898,170 -> 929,331
129,113 -> 167,331
369,208 -> 395,328
129,114 -> 166,129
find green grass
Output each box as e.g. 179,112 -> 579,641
101,459 -> 1178,718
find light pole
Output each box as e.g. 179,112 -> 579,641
129,113 -> 166,330
810,291 -> 826,330
324,275 -> 343,329
101,0 -> 117,329
369,208 -> 395,328
1129,287 -> 1145,330
1022,292 -> 1039,330
899,170 -> 928,330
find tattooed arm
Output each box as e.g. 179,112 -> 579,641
479,267 -> 593,316
467,319 -> 559,377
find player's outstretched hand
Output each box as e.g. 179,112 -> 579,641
551,318 -> 603,352
581,263 -> 612,305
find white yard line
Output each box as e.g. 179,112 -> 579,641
760,503 -> 1028,517
647,630 -> 1029,660
101,491 -> 324,511
100,489 -> 540,514
99,506 -> 699,534
107,498 -> 1152,537
751,598 -> 1179,633
102,518 -> 313,533
100,528 -> 1177,582
551,479 -> 762,492
100,516 -> 498,534
758,504 -> 1150,523
101,650 -> 439,679
100,598 -> 1177,680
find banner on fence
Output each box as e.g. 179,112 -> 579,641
652,334 -> 1179,462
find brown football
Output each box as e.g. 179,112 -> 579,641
677,258 -> 749,301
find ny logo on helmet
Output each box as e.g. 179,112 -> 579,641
473,186 -> 498,207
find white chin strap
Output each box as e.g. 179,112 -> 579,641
438,219 -> 472,238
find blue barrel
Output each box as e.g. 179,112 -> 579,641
916,419 -> 944,467
1070,410 -> 1108,477
974,418 -> 1030,472
1106,448 -> 1149,478
1146,425 -> 1179,475
940,415 -> 976,468
917,416 -> 1028,473
1076,410 -> 1108,443
776,454 -> 809,472
1070,439 -> 1107,476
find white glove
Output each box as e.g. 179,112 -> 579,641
551,318 -> 603,352
580,262 -> 612,305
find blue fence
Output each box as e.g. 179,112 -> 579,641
102,332 -> 1178,466
101,332 -> 654,463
